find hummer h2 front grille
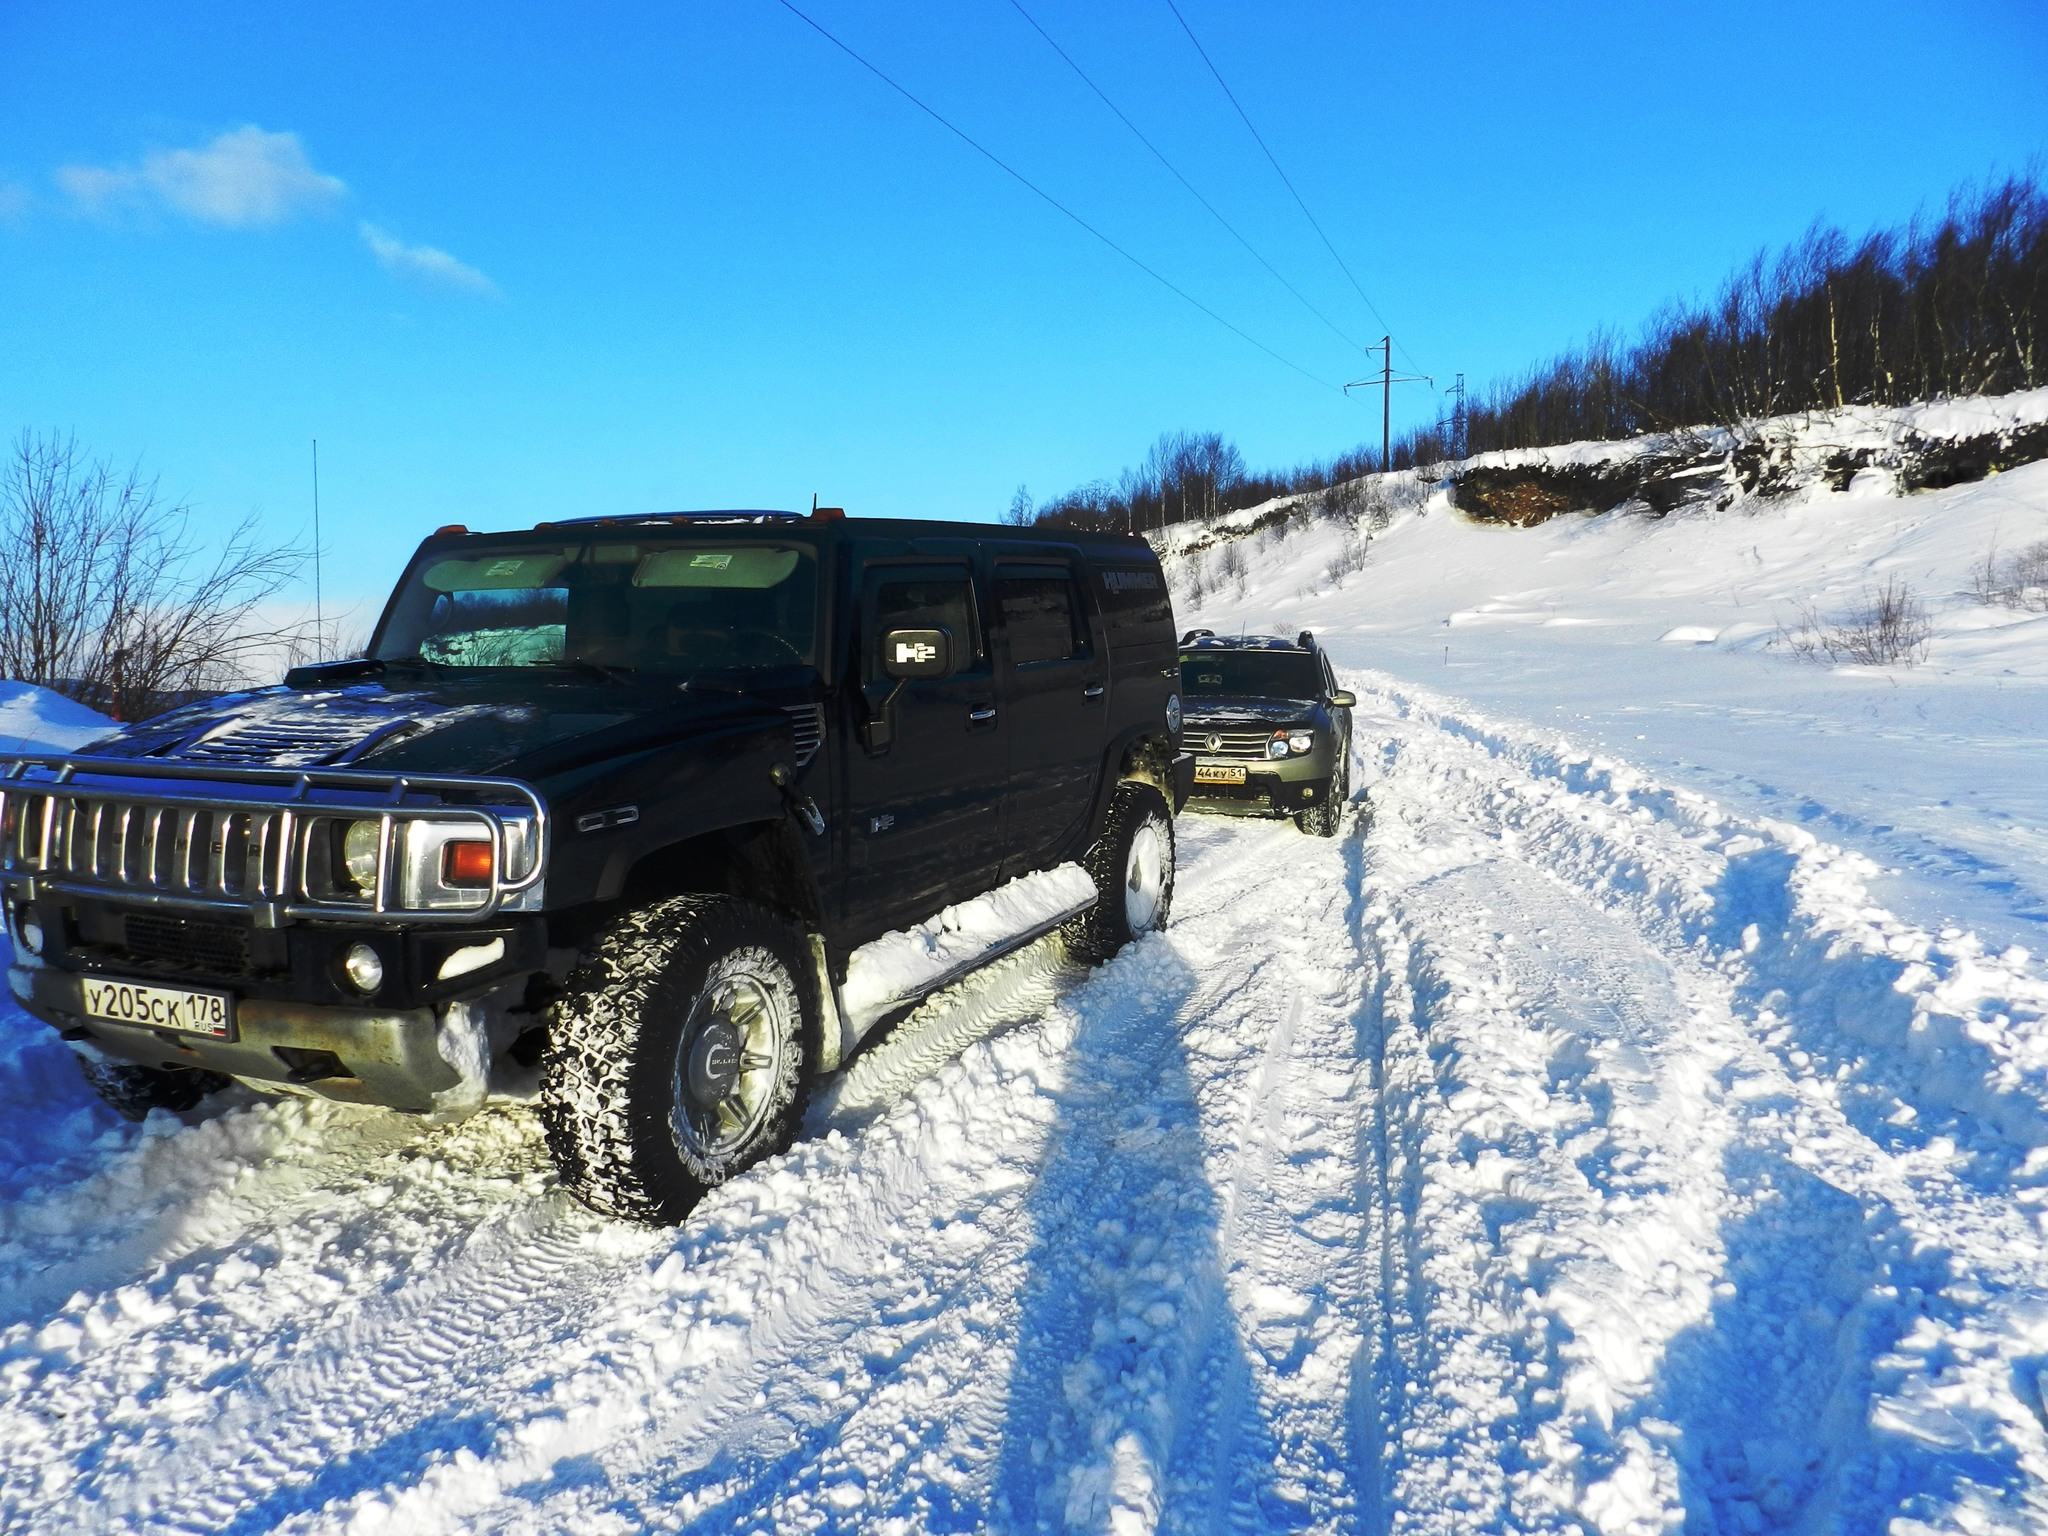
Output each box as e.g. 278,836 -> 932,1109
0,755 -> 547,926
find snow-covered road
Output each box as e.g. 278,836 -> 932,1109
5,672 -> 2047,1534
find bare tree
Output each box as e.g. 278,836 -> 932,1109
0,432 -> 308,720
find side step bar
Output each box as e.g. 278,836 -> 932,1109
824,865 -> 1099,1064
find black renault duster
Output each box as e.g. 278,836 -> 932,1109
1179,630 -> 1354,836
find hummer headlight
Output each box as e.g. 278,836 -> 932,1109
341,819 -> 382,894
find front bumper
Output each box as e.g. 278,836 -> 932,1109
11,960 -> 469,1112
1185,768 -> 1332,816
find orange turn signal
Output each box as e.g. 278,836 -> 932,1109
443,840 -> 495,887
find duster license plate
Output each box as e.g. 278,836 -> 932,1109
81,976 -> 236,1040
1193,764 -> 1247,785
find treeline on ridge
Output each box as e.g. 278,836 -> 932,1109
1021,171 -> 2046,535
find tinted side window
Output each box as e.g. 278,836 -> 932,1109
1093,563 -> 1171,641
996,567 -> 1087,665
866,567 -> 981,681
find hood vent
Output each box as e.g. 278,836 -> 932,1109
175,716 -> 387,767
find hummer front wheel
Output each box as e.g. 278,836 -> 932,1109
539,895 -> 810,1225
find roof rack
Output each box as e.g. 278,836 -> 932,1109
1180,628 -> 1215,644
531,510 -> 804,531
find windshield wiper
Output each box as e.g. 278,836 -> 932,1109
538,657 -> 636,684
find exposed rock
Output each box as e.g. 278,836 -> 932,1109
1449,407 -> 2048,526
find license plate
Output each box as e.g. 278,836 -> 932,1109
1194,763 -> 1247,785
81,976 -> 236,1040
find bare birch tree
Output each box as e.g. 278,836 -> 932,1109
0,432 -> 307,720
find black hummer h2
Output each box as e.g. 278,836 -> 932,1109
2,511 -> 1193,1222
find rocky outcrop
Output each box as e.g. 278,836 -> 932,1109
1447,404 -> 2048,526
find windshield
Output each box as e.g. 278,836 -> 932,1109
373,540 -> 819,674
1179,650 -> 1322,699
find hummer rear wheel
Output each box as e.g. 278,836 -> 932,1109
539,895 -> 810,1225
1062,782 -> 1176,964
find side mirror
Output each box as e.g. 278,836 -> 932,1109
880,627 -> 954,681
864,628 -> 955,753
1328,689 -> 1356,709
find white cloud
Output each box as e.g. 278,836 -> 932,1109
359,222 -> 498,297
57,126 -> 345,226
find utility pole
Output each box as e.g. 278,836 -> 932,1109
1343,337 -> 1431,470
1439,373 -> 1468,460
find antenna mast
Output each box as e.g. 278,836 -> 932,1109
311,438 -> 324,652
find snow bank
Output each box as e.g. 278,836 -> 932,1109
0,681 -> 111,755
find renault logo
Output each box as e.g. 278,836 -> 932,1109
1205,733 -> 1221,752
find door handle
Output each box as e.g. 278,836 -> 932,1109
968,706 -> 997,723
1082,683 -> 1105,700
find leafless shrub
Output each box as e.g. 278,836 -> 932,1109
1320,528 -> 1371,588
1970,536 -> 2048,611
1171,550 -> 1210,612
1216,542 -> 1247,598
0,431 -> 307,720
1777,577 -> 1931,665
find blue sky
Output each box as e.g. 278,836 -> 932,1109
3,1 -> 2044,619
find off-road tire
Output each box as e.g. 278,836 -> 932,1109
1295,750 -> 1349,838
539,895 -> 810,1224
77,1055 -> 230,1121
1062,781 -> 1176,964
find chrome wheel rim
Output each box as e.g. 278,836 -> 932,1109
1123,815 -> 1170,934
670,954 -> 787,1163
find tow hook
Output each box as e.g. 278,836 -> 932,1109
770,762 -> 825,836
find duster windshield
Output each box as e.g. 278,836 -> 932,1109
1179,650 -> 1322,699
374,541 -> 819,674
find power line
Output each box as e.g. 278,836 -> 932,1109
772,0 -> 1343,394
1160,0 -> 1422,375
1005,0 -> 1375,363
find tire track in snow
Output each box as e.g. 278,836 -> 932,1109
8,663 -> 2048,1532
1346,669 -> 2048,1534
448,814 -> 1383,1535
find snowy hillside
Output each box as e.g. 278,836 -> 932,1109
1164,389 -> 2048,953
5,399 -> 2048,1533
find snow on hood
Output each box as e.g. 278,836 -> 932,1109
0,682 -> 114,756
74,687 -> 526,769
1181,697 -> 1317,725
72,682 -> 658,777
